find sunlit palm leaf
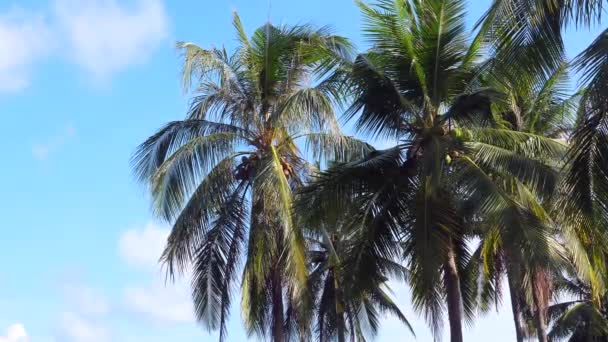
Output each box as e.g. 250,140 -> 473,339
161,156 -> 237,277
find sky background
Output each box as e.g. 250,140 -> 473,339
0,0 -> 605,341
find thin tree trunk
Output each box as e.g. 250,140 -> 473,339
271,271 -> 286,342
531,270 -> 549,342
506,270 -> 525,342
336,309 -> 346,342
444,243 -> 464,342
334,271 -> 346,342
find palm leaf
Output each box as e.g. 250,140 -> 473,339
191,185 -> 248,340
161,156 -> 237,277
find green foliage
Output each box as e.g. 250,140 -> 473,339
132,1 -> 608,341
133,12 -> 364,342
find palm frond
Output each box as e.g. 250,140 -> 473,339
191,185 -> 248,340
372,285 -> 415,336
465,141 -> 558,196
178,42 -> 244,95
404,185 -> 463,337
344,54 -> 420,139
300,133 -> 375,163
161,156 -> 238,277
255,145 -> 309,311
548,302 -> 608,340
297,147 -> 404,226
272,86 -> 341,135
467,127 -> 567,161
415,0 -> 469,105
132,120 -> 247,185
149,132 -> 244,221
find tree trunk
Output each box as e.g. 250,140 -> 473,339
506,271 -> 525,342
334,271 -> 346,342
336,315 -> 346,342
531,270 -> 549,342
271,271 -> 286,342
444,243 -> 464,342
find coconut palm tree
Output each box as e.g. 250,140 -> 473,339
298,1 -> 565,341
132,13 -> 369,342
554,30 -> 608,342
477,2 -> 608,340
472,60 -> 575,342
307,222 -> 414,342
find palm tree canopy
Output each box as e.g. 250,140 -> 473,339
299,1 -> 568,338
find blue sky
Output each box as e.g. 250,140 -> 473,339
0,1 -> 604,341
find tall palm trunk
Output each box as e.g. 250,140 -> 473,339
338,322 -> 346,342
505,251 -> 525,342
334,271 -> 346,342
444,242 -> 464,342
506,270 -> 525,342
531,270 -> 549,342
271,271 -> 286,342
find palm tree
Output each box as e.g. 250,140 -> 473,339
307,223 -> 414,342
299,1 -> 564,341
472,59 -> 575,342
548,264 -> 608,341
477,2 -> 608,340
132,13 -> 368,341
553,30 -> 608,342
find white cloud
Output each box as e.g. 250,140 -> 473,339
59,312 -> 109,342
32,123 -> 76,160
0,324 -> 28,342
118,222 -> 169,270
54,0 -> 168,80
118,222 -> 195,323
0,9 -> 51,92
0,0 -> 168,92
123,283 -> 194,323
64,284 -> 110,316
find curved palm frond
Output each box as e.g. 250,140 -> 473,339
272,86 -> 341,135
191,184 -> 248,340
300,133 -> 375,163
132,120 -> 248,185
149,133 -> 245,220
549,302 -> 608,341
161,156 -> 238,277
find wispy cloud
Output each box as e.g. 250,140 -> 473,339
118,222 -> 169,270
0,0 -> 169,93
0,323 -> 28,342
0,9 -> 52,92
31,123 -> 75,160
54,0 -> 168,81
63,284 -> 110,317
118,221 -> 195,323
123,283 -> 193,323
58,312 -> 109,342
50,222 -> 191,342
55,282 -> 110,342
